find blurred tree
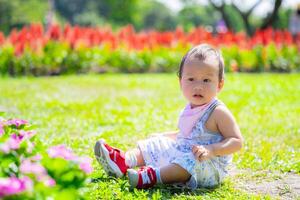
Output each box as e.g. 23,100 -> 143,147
231,0 -> 283,32
45,0 -> 54,30
275,8 -> 293,29
259,0 -> 282,29
207,0 -> 232,31
54,0 -> 139,26
0,0 -> 47,34
140,1 -> 176,31
0,0 -> 290,34
95,0 -> 139,26
207,0 -> 283,35
180,0 -> 244,32
230,0 -> 261,34
223,5 -> 245,32
54,0 -> 88,24
0,0 -> 14,34
12,0 -> 47,24
74,12 -> 105,26
177,5 -> 219,31
73,1 -> 105,26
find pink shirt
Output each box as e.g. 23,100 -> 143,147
177,99 -> 215,138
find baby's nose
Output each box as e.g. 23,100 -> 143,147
194,84 -> 203,90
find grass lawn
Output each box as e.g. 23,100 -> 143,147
0,73 -> 299,199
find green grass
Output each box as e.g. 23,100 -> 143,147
0,73 -> 299,199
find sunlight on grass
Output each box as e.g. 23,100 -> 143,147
0,73 -> 299,199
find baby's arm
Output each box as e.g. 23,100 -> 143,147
193,106 -> 243,161
150,130 -> 179,140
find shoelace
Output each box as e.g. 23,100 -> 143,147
109,149 -> 117,162
140,168 -> 152,185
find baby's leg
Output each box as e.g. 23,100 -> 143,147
160,163 -> 191,184
125,148 -> 145,167
126,151 -> 191,182
127,163 -> 191,189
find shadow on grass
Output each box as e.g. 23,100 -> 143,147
145,184 -> 219,199
90,173 -> 121,183
91,173 -> 220,199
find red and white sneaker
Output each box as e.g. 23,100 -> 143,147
127,166 -> 157,189
94,139 -> 128,178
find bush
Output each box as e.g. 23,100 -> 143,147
0,24 -> 299,76
0,118 -> 93,199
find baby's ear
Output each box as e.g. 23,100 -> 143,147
179,78 -> 183,89
218,79 -> 224,92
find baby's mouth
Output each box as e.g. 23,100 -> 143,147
193,94 -> 203,98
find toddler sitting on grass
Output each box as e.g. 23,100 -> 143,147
94,43 -> 243,190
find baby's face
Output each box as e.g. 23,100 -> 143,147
180,58 -> 223,108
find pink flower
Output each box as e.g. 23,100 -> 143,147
0,133 -> 34,153
20,159 -> 47,177
19,130 -> 36,140
0,124 -> 4,136
6,119 -> 28,128
0,134 -> 22,153
47,145 -> 76,160
47,145 -> 93,174
0,176 -> 33,197
20,159 -> 56,187
0,132 -> 36,153
0,143 -> 10,153
76,156 -> 93,174
8,134 -> 22,150
44,177 -> 56,187
30,154 -> 42,161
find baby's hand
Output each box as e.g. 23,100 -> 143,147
192,145 -> 215,162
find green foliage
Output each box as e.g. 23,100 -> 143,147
238,49 -> 258,72
54,0 -> 87,25
99,0 -> 139,26
54,0 -> 140,27
1,42 -> 299,76
224,5 -> 245,32
11,0 -> 48,24
0,0 -> 14,34
74,12 -> 106,27
0,0 -> 47,34
0,46 -> 14,75
177,5 -> 219,31
137,1 -> 177,31
0,118 -> 92,199
273,8 -> 293,29
261,43 -> 300,72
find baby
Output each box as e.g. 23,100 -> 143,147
94,43 -> 243,190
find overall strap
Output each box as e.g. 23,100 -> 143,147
199,99 -> 223,124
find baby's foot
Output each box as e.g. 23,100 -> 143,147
94,139 -> 128,178
127,166 -> 157,189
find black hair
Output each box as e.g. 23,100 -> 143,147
177,44 -> 225,82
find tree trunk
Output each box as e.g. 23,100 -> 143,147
208,0 -> 233,32
209,0 -> 283,35
260,0 -> 283,30
231,0 -> 261,35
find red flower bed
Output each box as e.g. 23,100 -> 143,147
1,23 -> 299,55
0,24 -> 299,75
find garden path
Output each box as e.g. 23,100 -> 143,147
230,168 -> 300,199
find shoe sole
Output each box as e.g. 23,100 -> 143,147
94,139 -> 124,178
127,169 -> 138,189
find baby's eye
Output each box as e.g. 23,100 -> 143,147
203,79 -> 210,82
188,78 -> 194,81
